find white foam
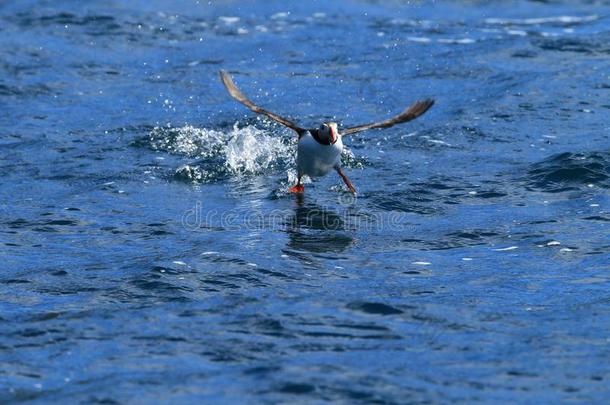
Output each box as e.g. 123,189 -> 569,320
271,12 -> 290,19
219,16 -> 240,24
494,246 -> 518,251
485,15 -> 598,26
428,139 -> 451,146
407,36 -> 432,43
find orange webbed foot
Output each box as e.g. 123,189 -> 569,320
288,184 -> 304,193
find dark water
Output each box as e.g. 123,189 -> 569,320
2,0 -> 610,402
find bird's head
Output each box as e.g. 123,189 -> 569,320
319,122 -> 339,144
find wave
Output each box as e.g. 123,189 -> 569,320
526,151 -> 610,193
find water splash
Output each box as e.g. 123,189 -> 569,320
225,125 -> 293,173
149,123 -> 296,183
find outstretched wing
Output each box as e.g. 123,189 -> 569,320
341,99 -> 435,136
219,70 -> 305,133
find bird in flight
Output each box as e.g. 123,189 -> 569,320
219,70 -> 434,194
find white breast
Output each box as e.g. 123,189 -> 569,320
297,132 -> 343,178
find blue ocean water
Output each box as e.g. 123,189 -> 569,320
1,0 -> 609,402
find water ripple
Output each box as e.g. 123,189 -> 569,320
526,151 -> 610,192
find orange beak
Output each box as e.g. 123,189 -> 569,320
329,127 -> 337,144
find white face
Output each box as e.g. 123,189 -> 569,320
319,122 -> 339,144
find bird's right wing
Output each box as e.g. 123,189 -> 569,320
219,70 -> 305,134
341,99 -> 435,136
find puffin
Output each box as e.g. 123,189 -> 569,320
219,70 -> 434,194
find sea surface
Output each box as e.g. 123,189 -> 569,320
1,0 -> 609,403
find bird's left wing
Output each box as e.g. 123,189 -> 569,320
341,99 -> 435,136
219,70 -> 305,134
